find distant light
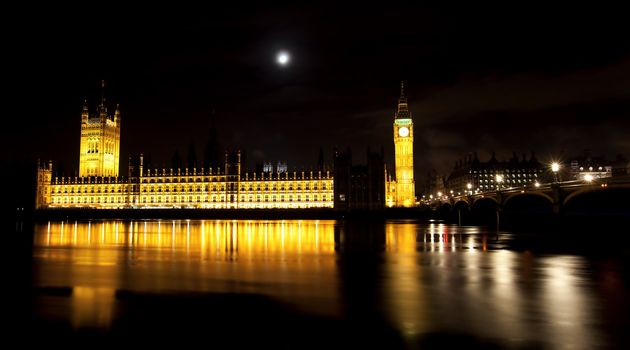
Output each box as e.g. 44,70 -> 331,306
466,183 -> 472,190
496,175 -> 503,183
437,192 -> 442,197
584,174 -> 594,182
551,162 -> 560,172
277,51 -> 290,66
534,182 -> 540,188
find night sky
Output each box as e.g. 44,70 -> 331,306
5,3 -> 630,187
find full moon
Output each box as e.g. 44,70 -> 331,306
276,51 -> 290,66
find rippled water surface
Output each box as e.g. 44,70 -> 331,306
29,220 -> 629,348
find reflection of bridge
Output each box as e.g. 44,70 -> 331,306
428,175 -> 630,215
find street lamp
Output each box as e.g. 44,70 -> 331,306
495,174 -> 503,190
551,162 -> 560,183
466,183 -> 472,195
584,174 -> 594,183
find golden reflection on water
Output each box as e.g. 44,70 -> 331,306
34,220 -> 338,329
38,220 -> 334,257
71,286 -> 115,330
32,220 -> 608,348
381,222 -> 600,348
384,222 -> 427,338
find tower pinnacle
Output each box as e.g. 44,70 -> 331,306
395,80 -> 411,119
114,103 -> 121,123
98,80 -> 108,118
81,99 -> 89,123
101,80 -> 106,106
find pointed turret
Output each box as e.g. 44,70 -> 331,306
489,151 -> 498,163
100,80 -> 106,105
98,80 -> 108,119
81,99 -> 89,124
394,81 -> 412,119
114,103 -> 121,125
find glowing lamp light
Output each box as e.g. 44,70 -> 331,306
534,182 -> 540,188
551,162 -> 560,173
584,174 -> 594,182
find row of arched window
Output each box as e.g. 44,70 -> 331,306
52,196 -> 125,204
85,139 -> 116,154
50,193 -> 332,205
140,182 -> 331,192
138,194 -> 330,203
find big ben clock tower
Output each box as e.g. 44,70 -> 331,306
393,81 -> 415,207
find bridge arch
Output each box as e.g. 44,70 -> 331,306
452,197 -> 470,206
437,202 -> 452,212
563,187 -> 603,207
503,193 -> 554,213
504,192 -> 553,206
453,200 -> 470,211
471,196 -> 498,208
564,187 -> 630,214
469,197 -> 499,227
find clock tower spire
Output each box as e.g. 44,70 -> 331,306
392,81 -> 415,207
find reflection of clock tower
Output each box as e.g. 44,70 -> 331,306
393,81 -> 415,207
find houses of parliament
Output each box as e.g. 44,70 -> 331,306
35,82 -> 416,210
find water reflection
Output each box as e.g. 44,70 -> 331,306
384,222 -> 428,338
31,220 -> 625,348
34,220 -> 339,329
38,220 -> 334,256
71,286 -> 115,329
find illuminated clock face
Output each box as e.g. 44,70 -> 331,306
398,126 -> 409,137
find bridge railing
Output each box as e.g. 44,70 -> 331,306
422,174 -> 630,205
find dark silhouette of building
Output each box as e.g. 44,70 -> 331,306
446,151 -> 544,195
569,150 -> 613,180
423,169 -> 446,199
333,147 -> 385,210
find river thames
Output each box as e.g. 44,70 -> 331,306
20,219 -> 630,348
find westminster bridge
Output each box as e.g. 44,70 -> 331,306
426,175 -> 630,227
